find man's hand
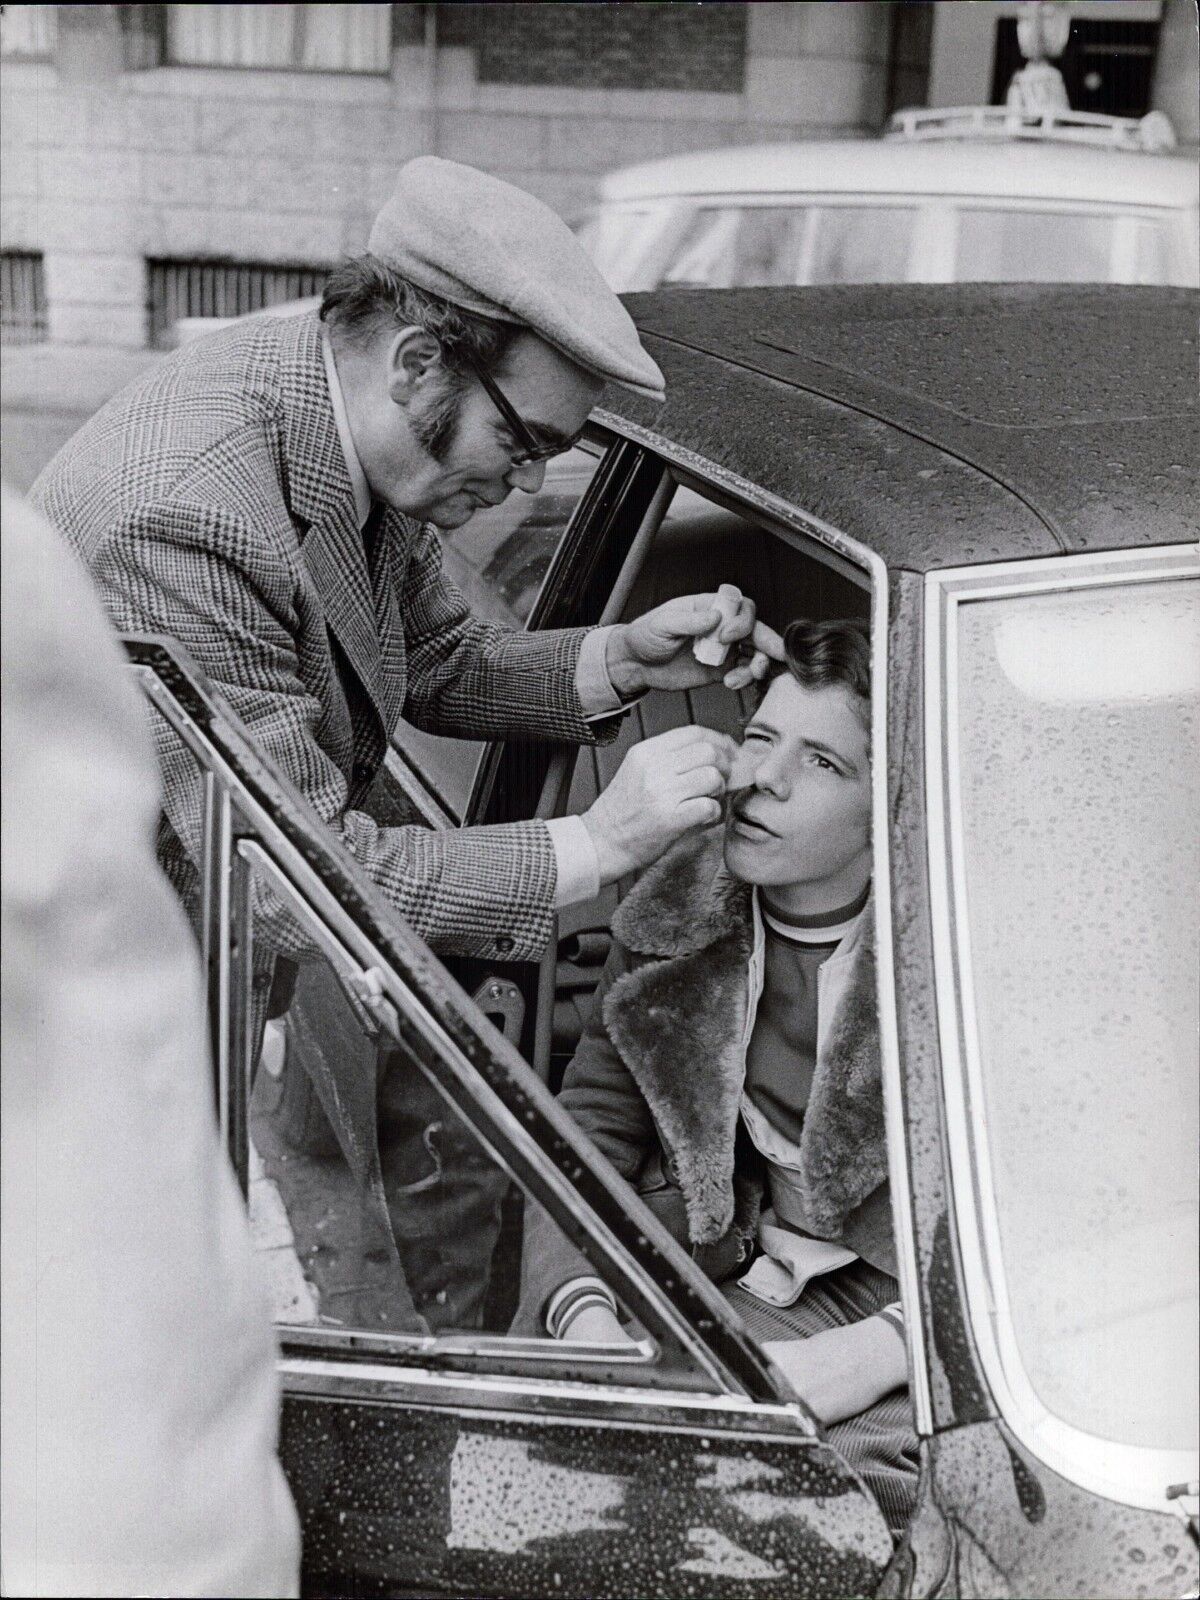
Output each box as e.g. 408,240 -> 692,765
762,1317 -> 908,1426
582,725 -> 736,884
606,594 -> 786,696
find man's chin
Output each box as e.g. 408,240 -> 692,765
425,498 -> 476,530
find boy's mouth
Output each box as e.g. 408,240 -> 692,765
728,789 -> 778,837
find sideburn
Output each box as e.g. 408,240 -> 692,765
411,374 -> 466,463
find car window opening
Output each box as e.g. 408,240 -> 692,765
243,463 -> 921,1533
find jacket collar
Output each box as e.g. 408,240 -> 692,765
275,314 -> 400,733
603,829 -> 886,1250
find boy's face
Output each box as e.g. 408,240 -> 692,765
723,673 -> 872,904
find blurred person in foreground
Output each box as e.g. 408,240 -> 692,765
0,484 -> 300,1597
516,620 -> 918,1534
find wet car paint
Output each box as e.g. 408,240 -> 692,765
283,1394 -> 895,1599
616,285 -> 1199,566
906,1423 -> 1197,1600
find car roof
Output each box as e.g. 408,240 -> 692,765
603,284 -> 1198,572
597,139 -> 1200,212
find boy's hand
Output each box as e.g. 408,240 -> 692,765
763,1317 -> 908,1426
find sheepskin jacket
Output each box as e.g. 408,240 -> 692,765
516,829 -> 894,1331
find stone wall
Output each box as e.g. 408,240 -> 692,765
0,2 -> 895,347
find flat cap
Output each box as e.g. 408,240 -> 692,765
368,156 -> 665,401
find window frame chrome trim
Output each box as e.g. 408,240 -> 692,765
923,542 -> 1200,1511
589,413 -> 935,1438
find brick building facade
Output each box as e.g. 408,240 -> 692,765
0,2 -> 1192,349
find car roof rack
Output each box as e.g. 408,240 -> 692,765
885,106 -> 1177,154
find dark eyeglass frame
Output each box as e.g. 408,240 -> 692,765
466,356 -> 583,467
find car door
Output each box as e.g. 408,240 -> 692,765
124,433 -> 902,1599
883,549 -> 1200,1600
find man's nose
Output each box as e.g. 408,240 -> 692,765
506,459 -> 547,494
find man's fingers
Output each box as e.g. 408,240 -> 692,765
752,619 -> 787,660
673,764 -> 727,800
645,724 -> 737,755
655,594 -> 722,639
676,795 -> 723,829
718,594 -> 757,644
672,738 -> 735,777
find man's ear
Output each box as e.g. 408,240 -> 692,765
386,326 -> 443,406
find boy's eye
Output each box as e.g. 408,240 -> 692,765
742,729 -> 769,744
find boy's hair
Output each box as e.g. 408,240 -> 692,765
768,617 -> 871,725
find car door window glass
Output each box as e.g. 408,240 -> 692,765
954,207 -> 1115,283
949,573 -> 1199,1453
392,442 -> 606,820
248,914 -> 672,1364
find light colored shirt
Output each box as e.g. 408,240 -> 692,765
321,335 -> 630,909
1,485 -> 300,1597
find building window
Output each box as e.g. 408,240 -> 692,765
146,259 -> 329,349
0,251 -> 48,345
990,16 -> 1161,118
0,4 -> 57,60
166,4 -> 391,74
448,1 -> 747,94
886,0 -> 933,116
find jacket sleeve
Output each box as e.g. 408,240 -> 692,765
93,500 -> 559,963
398,522 -> 620,746
513,937 -> 660,1335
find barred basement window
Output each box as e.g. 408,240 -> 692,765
146,259 -> 329,349
0,252 -> 48,345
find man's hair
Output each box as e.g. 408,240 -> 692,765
320,252 -> 517,376
770,617 -> 871,723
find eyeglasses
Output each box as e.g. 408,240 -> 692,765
467,357 -> 583,467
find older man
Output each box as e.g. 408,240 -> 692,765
32,157 -> 775,973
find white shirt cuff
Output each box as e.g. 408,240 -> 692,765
575,625 -> 632,720
546,814 -> 601,909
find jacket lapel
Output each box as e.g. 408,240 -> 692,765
276,316 -> 388,735
603,833 -> 753,1245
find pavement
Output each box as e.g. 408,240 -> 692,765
1,341 -> 164,493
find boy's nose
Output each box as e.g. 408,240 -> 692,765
729,743 -> 759,790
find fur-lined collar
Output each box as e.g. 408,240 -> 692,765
603,830 -> 887,1255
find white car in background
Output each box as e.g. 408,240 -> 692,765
576,106 -> 1200,292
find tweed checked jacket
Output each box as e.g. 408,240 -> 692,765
33,312 -> 610,966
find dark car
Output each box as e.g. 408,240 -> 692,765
127,283 -> 1199,1600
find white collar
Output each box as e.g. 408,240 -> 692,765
757,889 -> 868,948
320,330 -> 372,529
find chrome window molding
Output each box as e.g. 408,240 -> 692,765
278,1353 -> 823,1439
923,543 -> 1200,1511
590,415 -> 935,1438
